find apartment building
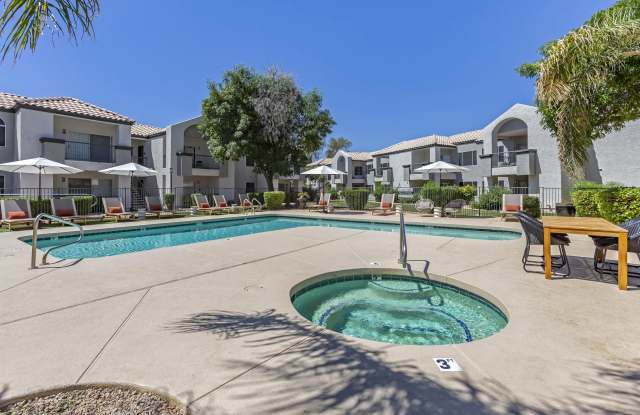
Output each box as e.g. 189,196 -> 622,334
0,92 -> 271,204
367,104 -> 640,200
307,150 -> 372,190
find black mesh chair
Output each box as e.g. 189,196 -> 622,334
514,212 -> 571,276
591,217 -> 640,277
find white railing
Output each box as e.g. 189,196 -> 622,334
30,213 -> 84,269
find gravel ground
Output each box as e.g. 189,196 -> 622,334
0,385 -> 186,415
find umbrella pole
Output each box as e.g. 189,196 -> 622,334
38,167 -> 42,201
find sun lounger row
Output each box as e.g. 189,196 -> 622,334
0,193 -> 264,230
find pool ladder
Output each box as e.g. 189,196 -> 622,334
398,211 -> 430,275
30,213 -> 84,269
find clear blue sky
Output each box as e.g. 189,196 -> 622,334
0,0 -> 614,151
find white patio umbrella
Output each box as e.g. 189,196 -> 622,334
414,160 -> 468,183
0,157 -> 83,199
98,162 -> 158,177
300,165 -> 346,199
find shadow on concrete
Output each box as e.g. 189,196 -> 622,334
169,309 -> 640,414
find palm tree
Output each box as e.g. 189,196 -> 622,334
0,0 -> 100,61
518,0 -> 640,176
325,136 -> 352,158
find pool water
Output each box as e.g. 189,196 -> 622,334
291,274 -> 508,345
27,215 -> 520,259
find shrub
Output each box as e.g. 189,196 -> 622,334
30,198 -> 51,215
572,188 -> 601,217
373,182 -> 398,202
459,185 -> 476,202
328,188 -> 339,200
473,187 -> 510,210
302,186 -> 317,202
163,193 -> 175,210
264,191 -> 285,209
596,187 -> 640,223
420,182 -> 466,207
343,189 -> 369,210
523,196 -> 541,218
73,196 -> 94,215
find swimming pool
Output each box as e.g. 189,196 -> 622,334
25,215 -> 520,259
291,273 -> 508,345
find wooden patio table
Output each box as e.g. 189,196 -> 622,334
542,216 -> 628,290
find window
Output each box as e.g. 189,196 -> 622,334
0,175 -> 4,193
458,150 -> 477,166
403,165 -> 410,180
0,118 -> 5,147
246,157 -> 254,167
68,178 -> 92,194
246,182 -> 255,193
354,166 -> 363,176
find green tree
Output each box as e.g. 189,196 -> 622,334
0,0 -> 100,61
201,66 -> 335,191
518,0 -> 640,176
325,136 -> 352,158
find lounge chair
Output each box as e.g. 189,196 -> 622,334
369,193 -> 395,215
309,193 -> 332,212
444,199 -> 466,217
102,197 -> 134,222
0,199 -> 34,230
212,194 -> 234,214
501,194 -> 523,221
415,198 -> 434,216
238,193 -> 262,212
51,198 -> 105,224
191,194 -> 219,215
514,211 -> 571,276
591,217 -> 640,278
145,196 -> 177,219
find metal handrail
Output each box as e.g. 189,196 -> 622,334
31,213 -> 84,269
397,211 -> 430,275
398,211 -> 408,268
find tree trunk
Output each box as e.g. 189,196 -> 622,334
266,173 -> 275,191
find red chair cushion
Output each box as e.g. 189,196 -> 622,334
381,202 -> 392,209
56,208 -> 74,217
219,202 -> 227,208
243,201 -> 252,207
7,211 -> 26,220
199,203 -> 209,209
108,207 -> 123,214
505,204 -> 520,212
319,200 -> 327,206
149,203 -> 162,211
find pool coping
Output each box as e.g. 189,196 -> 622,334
17,211 -> 521,243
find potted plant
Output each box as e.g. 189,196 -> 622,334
297,192 -> 310,209
555,199 -> 576,216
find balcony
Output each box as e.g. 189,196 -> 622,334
65,140 -> 114,163
192,154 -> 220,170
490,149 -> 537,176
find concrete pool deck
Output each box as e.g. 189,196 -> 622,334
0,210 -> 639,414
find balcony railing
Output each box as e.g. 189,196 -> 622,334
65,140 -> 114,163
192,154 -> 220,169
492,151 -> 520,168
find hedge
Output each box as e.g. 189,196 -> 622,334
571,182 -> 603,217
343,189 -> 369,210
472,187 -> 511,210
420,183 -> 469,208
264,191 -> 285,210
596,187 -> 640,224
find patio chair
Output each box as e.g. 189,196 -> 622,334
0,199 -> 34,230
591,217 -> 640,278
415,198 -> 434,216
101,197 -> 134,222
144,196 -> 177,219
514,211 -> 571,276
308,192 -> 332,212
212,194 -> 234,214
444,199 -> 466,217
501,194 -> 523,221
369,193 -> 395,215
238,193 -> 262,212
191,194 -> 218,215
51,198 -> 105,224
